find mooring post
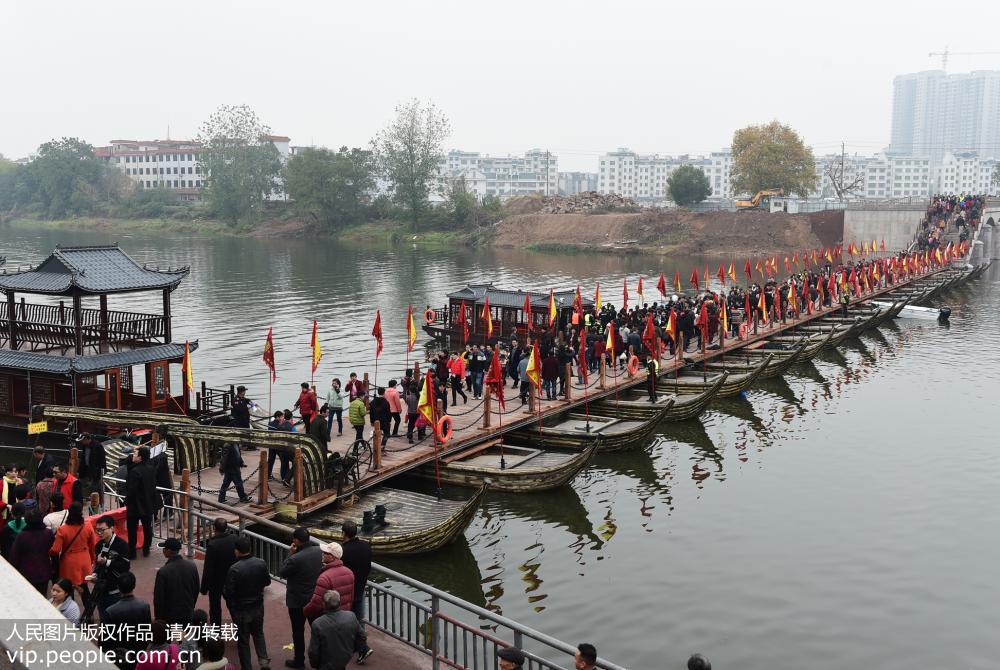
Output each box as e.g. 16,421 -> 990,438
294,448 -> 304,502
526,382 -> 536,413
372,422 -> 382,471
599,358 -> 606,390
362,373 -> 371,411
482,386 -> 492,430
257,450 -> 268,505
69,447 -> 79,477
564,363 -> 573,401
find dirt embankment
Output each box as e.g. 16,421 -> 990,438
494,208 -> 841,257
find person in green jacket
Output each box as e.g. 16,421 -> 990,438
348,397 -> 367,443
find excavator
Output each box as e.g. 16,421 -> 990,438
735,188 -> 784,210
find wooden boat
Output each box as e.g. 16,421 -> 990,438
767,321 -> 852,352
518,403 -> 667,452
412,436 -> 600,492
702,341 -> 807,379
594,372 -> 726,422
307,483 -> 487,556
591,391 -> 677,421
665,354 -> 771,398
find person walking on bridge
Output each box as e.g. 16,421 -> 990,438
280,527 -> 323,669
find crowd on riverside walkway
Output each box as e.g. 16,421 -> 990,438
1,442 -> 383,670
917,193 -> 986,251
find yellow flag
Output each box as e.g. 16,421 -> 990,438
310,320 -> 322,374
548,289 -> 557,327
594,282 -> 602,310
525,341 -> 542,389
417,370 -> 435,425
183,340 -> 194,389
406,305 -> 417,352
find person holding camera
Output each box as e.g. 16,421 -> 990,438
84,515 -> 131,622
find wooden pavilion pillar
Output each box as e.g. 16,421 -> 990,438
99,294 -> 109,353
5,290 -> 16,350
162,288 -> 172,343
72,293 -> 84,355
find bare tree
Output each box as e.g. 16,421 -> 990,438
825,161 -> 865,201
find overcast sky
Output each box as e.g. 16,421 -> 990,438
2,0 -> 998,171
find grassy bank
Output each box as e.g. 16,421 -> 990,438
4,215 -> 239,236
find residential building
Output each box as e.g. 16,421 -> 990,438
597,148 -> 732,203
890,69 -> 1000,161
557,171 -> 598,196
438,149 -> 557,199
95,134 -> 291,201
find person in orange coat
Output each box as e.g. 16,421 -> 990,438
48,502 -> 96,604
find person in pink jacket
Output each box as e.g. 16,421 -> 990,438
303,542 -> 354,622
384,380 -> 402,438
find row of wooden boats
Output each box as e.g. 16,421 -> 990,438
32,262 -> 986,556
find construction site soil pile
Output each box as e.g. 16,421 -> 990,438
493,204 -> 832,257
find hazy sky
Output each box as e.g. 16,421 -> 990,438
3,0 -> 998,171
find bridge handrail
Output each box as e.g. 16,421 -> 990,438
101,476 -> 628,670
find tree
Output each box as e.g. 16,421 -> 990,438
667,165 -> 712,206
373,99 -> 450,231
23,138 -> 105,217
197,104 -> 283,225
284,146 -> 375,229
730,121 -> 818,198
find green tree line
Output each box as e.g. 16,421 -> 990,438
1,100 -> 503,232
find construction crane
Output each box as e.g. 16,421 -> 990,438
928,46 -> 1000,70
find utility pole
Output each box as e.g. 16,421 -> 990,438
545,149 -> 550,196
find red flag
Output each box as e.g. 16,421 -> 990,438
484,348 -> 505,410
573,286 -> 583,321
459,300 -> 469,345
744,259 -> 752,281
637,277 -> 644,303
880,239 -> 886,252
372,310 -> 383,358
784,257 -> 792,274
262,327 -> 276,382
622,277 -> 629,311
690,267 -> 699,289
641,313 -> 657,357
717,263 -> 726,286
578,327 -> 589,384
803,251 -> 811,267
523,292 -> 533,334
657,272 -> 667,297
673,271 -> 682,293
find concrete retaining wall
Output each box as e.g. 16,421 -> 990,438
843,209 -> 923,252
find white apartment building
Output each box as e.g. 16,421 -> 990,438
96,134 -> 291,201
597,148 -> 732,203
438,149 -> 557,199
932,152 -> 998,195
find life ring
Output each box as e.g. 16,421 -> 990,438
436,415 -> 453,443
424,308 -> 435,325
739,322 -> 749,340
627,355 -> 640,375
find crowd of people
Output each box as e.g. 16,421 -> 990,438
918,193 -> 986,251
1,442 -> 380,670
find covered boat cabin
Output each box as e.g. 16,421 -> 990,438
424,283 -> 594,345
0,245 -> 194,427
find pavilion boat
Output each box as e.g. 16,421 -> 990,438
422,283 -> 593,346
0,245 -> 196,443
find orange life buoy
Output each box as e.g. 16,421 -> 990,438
739,322 -> 749,340
436,415 -> 453,443
424,308 -> 435,325
627,355 -> 640,375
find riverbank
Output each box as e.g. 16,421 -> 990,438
1,216 -> 474,249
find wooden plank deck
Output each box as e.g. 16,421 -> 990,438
192,266 -> 954,515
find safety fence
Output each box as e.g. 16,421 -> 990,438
102,478 -> 627,670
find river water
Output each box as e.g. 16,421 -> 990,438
3,224 -> 998,670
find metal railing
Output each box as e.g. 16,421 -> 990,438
102,478 -> 627,670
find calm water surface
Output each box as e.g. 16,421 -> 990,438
2,224 -> 998,670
